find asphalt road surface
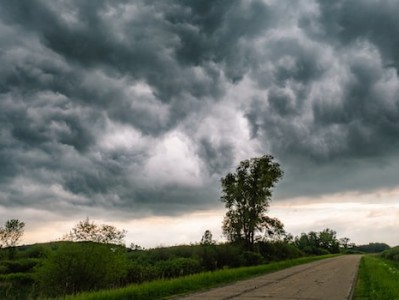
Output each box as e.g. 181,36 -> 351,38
176,255 -> 362,300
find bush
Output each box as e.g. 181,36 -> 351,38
240,251 -> 264,266
0,258 -> 39,274
24,244 -> 50,259
156,258 -> 201,278
197,245 -> 218,271
0,273 -> 37,299
215,244 -> 242,268
0,273 -> 35,285
381,246 -> 399,261
37,242 -> 128,297
258,241 -> 303,262
125,262 -> 160,283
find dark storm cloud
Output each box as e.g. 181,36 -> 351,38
0,0 -> 269,100
1,0 -> 399,216
0,0 -> 273,215
314,0 -> 399,71
198,138 -> 234,176
244,0 -> 399,198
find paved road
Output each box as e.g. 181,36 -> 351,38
176,255 -> 362,300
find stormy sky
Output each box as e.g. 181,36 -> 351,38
1,0 -> 399,247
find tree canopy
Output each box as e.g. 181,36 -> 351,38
63,218 -> 126,245
221,155 -> 284,249
200,230 -> 215,246
294,228 -> 340,254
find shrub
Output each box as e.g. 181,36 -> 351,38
258,241 -> 303,262
215,244 -> 242,268
156,258 -> 201,278
381,246 -> 399,261
0,273 -> 37,299
125,262 -> 159,284
37,242 -> 128,297
24,244 -> 50,259
0,273 -> 35,285
0,258 -> 39,274
240,251 -> 264,266
197,245 -> 218,271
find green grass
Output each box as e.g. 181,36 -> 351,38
354,255 -> 399,300
64,254 -> 337,300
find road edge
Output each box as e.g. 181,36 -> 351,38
348,255 -> 362,300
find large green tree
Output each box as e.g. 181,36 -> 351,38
221,155 -> 284,249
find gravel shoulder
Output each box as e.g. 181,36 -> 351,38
176,255 -> 362,300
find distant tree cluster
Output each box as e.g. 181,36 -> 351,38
63,218 -> 126,245
355,242 -> 391,253
294,228 -> 340,255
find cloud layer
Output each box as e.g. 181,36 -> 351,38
1,0 -> 399,218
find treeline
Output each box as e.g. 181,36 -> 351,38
293,228 -> 340,255
0,217 -> 393,299
353,242 -> 391,253
125,240 -> 303,281
0,238 -> 309,298
0,223 -> 349,299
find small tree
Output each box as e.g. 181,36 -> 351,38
63,218 -> 126,245
339,237 -> 350,249
221,155 -> 284,250
200,230 -> 215,246
0,219 -> 25,248
319,228 -> 340,253
0,219 -> 25,259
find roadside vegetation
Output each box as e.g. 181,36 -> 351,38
0,237 -> 340,299
0,222 -> 365,299
65,255 -> 337,300
354,247 -> 399,299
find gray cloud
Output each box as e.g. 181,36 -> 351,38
1,0 -> 399,218
243,0 -> 399,198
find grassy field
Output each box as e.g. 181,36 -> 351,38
64,254 -> 337,300
354,255 -> 399,299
